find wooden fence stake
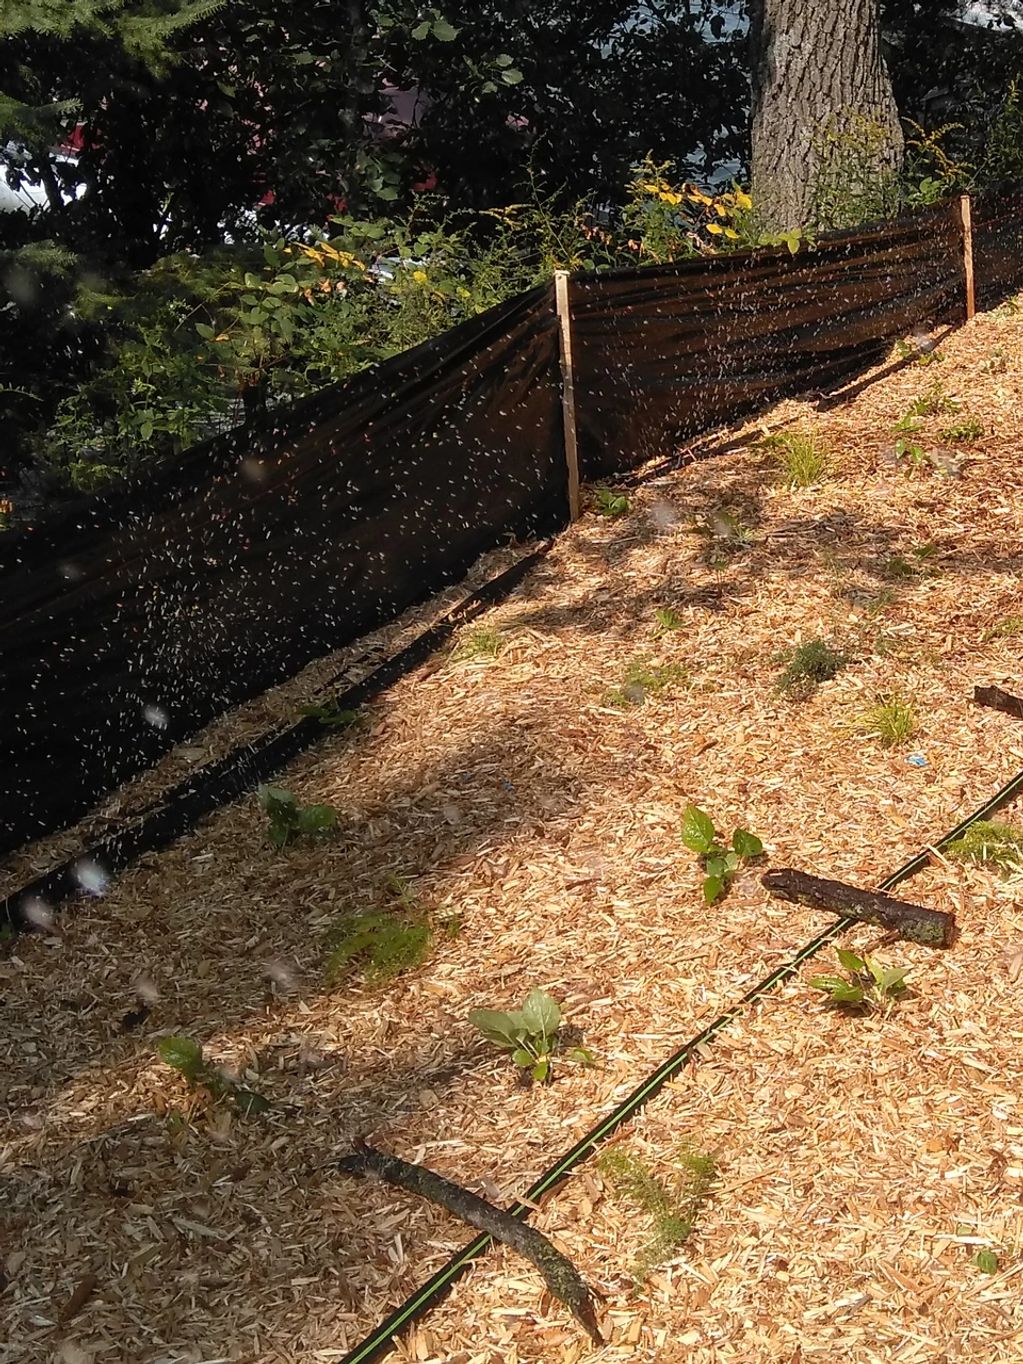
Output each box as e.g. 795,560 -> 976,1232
553,270 -> 581,521
958,193 -> 976,321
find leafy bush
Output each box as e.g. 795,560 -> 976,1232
598,1145 -> 716,1282
469,988 -> 593,1083
680,805 -> 763,904
809,948 -> 908,1011
258,785 -> 337,849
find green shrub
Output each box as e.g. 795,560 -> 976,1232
776,638 -> 847,698
598,1145 -> 716,1281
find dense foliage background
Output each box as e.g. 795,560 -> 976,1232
3,0 -> 1023,522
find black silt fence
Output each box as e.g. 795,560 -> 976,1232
0,195 -> 1005,855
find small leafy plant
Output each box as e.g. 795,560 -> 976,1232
907,379 -> 957,418
974,1248 -> 1000,1274
681,805 -> 763,904
469,988 -> 594,1083
258,784 -> 338,849
593,486 -> 630,518
893,436 -> 930,470
598,1144 -> 716,1282
763,431 -> 829,488
809,948 -> 908,1010
858,694 -> 915,747
939,416 -> 983,444
945,819 -> 1023,874
652,606 -> 684,636
298,701 -> 362,728
157,1035 -> 270,1115
893,411 -> 924,434
776,638 -> 847,698
325,877 -> 431,984
605,658 -> 687,708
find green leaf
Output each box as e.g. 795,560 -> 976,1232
296,804 -> 337,836
158,1035 -> 204,1080
501,69 -> 524,84
724,851 -> 740,873
828,983 -> 866,1005
836,948 -> 866,974
681,804 -> 716,854
195,321 -> 216,340
521,987 -> 561,1039
268,821 -> 291,850
731,828 -> 763,858
703,874 -> 725,905
232,1088 -> 270,1116
432,18 -> 458,40
469,1008 -> 524,1049
809,975 -> 848,992
567,1047 -> 596,1067
495,53 -> 514,66
974,1248 -> 999,1273
705,855 -> 727,879
258,785 -> 297,818
532,1057 -> 550,1082
511,1047 -> 534,1067
878,967 -> 908,994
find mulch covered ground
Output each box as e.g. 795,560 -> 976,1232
4,301 -> 1023,1364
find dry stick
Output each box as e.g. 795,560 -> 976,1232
338,1141 -> 603,1346
553,270 -> 582,522
761,869 -> 955,948
974,684 -> 1023,720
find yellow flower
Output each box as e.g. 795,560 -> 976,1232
640,181 -> 662,194
733,189 -> 753,210
713,202 -> 730,217
660,191 -> 682,205
412,269 -> 428,284
705,222 -> 724,235
686,187 -> 712,206
723,227 -> 740,240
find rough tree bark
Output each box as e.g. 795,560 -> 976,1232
749,0 -> 904,232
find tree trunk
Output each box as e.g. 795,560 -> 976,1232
749,0 -> 904,232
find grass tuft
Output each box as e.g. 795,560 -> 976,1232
776,638 -> 848,698
605,659 -> 687,708
598,1145 -> 716,1282
982,615 -> 1023,642
858,693 -> 916,747
453,626 -> 503,661
763,431 -> 829,488
945,820 -> 1023,873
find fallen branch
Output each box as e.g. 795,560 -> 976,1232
761,868 -> 955,948
338,1140 -> 603,1345
974,684 -> 1023,720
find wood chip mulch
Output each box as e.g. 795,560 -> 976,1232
4,304 -> 1023,1364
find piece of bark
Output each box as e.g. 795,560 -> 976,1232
761,868 -> 955,947
338,1140 -> 603,1345
57,1272 -> 97,1324
974,684 -> 1023,720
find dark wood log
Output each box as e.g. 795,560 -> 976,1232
761,868 -> 955,947
974,684 -> 1023,720
338,1140 -> 603,1345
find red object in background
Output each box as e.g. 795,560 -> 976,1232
412,171 -> 437,193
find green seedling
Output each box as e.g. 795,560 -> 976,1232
763,431 -> 829,488
157,1035 -> 270,1116
258,784 -> 337,849
945,819 -> 1023,874
858,694 -> 915,747
809,948 -> 908,1011
324,909 -> 431,984
598,1145 -> 716,1282
298,701 -> 362,728
453,625 -> 504,661
982,615 -> 1023,642
893,411 -> 924,434
776,638 -> 847,698
939,416 -> 983,444
593,486 -> 630,518
974,1248 -> 1000,1274
652,606 -> 684,636
469,988 -> 594,1083
681,804 -> 763,904
893,437 -> 929,469
605,659 -> 687,708
907,380 -> 957,417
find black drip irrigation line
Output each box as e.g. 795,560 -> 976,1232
1,542 -> 553,931
339,762 -> 1023,1364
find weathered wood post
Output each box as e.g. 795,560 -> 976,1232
957,194 -> 976,322
553,270 -> 581,521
